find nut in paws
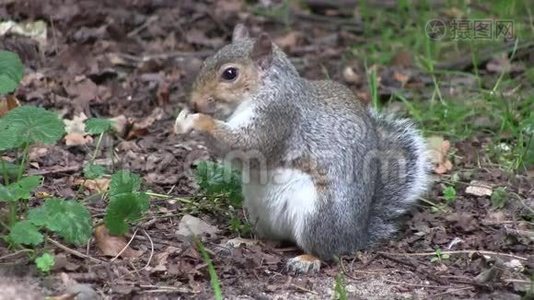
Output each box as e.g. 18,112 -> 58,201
174,108 -> 199,134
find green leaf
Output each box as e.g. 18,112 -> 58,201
105,170 -> 149,235
196,239 -> 223,300
0,119 -> 19,150
105,192 -> 149,235
0,159 -> 19,179
109,170 -> 142,196
10,175 -> 42,200
8,220 -> 43,246
85,118 -> 114,135
0,106 -> 65,150
491,187 -> 508,209
83,164 -> 106,179
195,161 -> 243,207
28,198 -> 92,245
0,185 -> 13,202
443,186 -> 457,204
0,175 -> 42,202
35,253 -> 55,273
334,273 -> 348,300
0,50 -> 24,95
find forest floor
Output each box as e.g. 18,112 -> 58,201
0,0 -> 533,299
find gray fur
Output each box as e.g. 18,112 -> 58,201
195,35 -> 430,261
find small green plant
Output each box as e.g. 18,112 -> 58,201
83,117 -> 115,178
0,51 -> 92,252
196,238 -> 223,300
491,187 -> 508,209
84,117 -> 151,236
229,216 -> 252,236
0,105 -> 92,247
366,65 -> 379,110
431,248 -> 450,263
35,252 -> 55,273
104,170 -> 149,235
83,163 -> 106,180
442,185 -> 457,204
0,50 -> 24,95
195,161 -> 251,235
195,161 -> 242,207
334,273 -> 348,300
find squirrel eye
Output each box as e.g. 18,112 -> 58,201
221,67 -> 239,81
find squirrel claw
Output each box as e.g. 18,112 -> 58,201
286,254 -> 321,274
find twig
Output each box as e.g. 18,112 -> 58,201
27,165 -> 82,176
141,229 -> 154,270
127,15 -> 158,38
383,279 -> 453,289
431,286 -> 474,297
110,228 -> 138,262
46,237 -> 105,264
0,249 -> 33,261
290,283 -> 319,295
139,284 -> 193,293
379,250 -> 528,261
377,252 -> 448,285
338,258 -> 358,280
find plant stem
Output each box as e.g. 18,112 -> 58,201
7,144 -> 31,226
1,159 -> 10,185
91,133 -> 104,163
16,144 -> 30,181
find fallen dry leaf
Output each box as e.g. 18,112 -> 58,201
486,54 -> 512,74
176,214 -> 219,238
274,31 -> 301,51
63,113 -> 93,146
0,20 -> 47,46
0,95 -> 20,117
393,70 -> 410,87
125,108 -> 164,140
391,50 -> 413,68
109,114 -> 129,137
465,180 -> 493,197
342,66 -> 362,84
224,237 -> 258,248
63,112 -> 87,133
148,246 -> 180,273
29,146 -> 49,161
215,0 -> 243,13
427,136 -> 453,174
64,132 -> 93,146
94,224 -> 142,258
75,178 -> 110,193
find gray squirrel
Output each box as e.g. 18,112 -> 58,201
175,24 -> 430,273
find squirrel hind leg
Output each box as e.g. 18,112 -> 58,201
286,254 -> 321,274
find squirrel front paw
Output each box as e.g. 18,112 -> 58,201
286,254 -> 321,274
174,107 -> 194,134
174,108 -> 215,134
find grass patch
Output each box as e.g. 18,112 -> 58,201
352,0 -> 534,172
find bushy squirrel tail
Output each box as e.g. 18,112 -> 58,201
366,110 -> 430,245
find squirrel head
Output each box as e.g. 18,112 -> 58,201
189,24 -> 298,120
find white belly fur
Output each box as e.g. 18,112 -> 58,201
243,168 -> 318,245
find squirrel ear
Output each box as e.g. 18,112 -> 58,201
251,33 -> 273,69
232,24 -> 250,42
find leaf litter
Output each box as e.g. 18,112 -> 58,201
0,0 -> 532,299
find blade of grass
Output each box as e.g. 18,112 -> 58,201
195,238 -> 223,300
